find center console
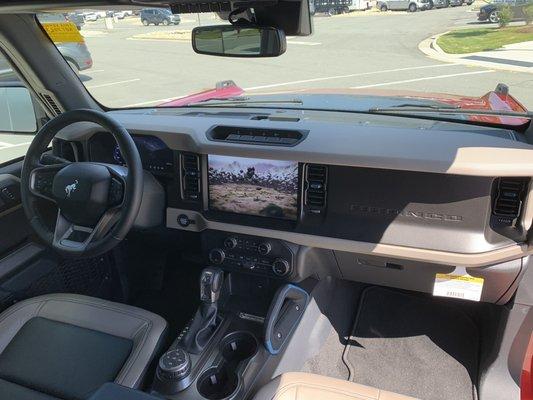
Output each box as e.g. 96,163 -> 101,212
150,266 -> 309,400
203,231 -> 295,278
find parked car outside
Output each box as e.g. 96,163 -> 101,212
65,12 -> 84,30
37,13 -> 93,73
377,0 -> 429,11
140,8 -> 181,25
449,0 -> 462,6
57,42 -> 93,73
431,0 -> 450,8
83,12 -> 98,22
478,0 -> 530,22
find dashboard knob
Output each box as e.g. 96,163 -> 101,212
209,248 -> 225,265
158,348 -> 190,380
257,242 -> 272,255
224,237 -> 238,250
272,258 -> 290,277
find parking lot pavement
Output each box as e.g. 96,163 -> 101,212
75,7 -> 533,110
0,133 -> 34,163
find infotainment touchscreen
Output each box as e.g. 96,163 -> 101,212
208,155 -> 299,220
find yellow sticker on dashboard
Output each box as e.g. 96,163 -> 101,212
42,22 -> 84,44
433,267 -> 484,302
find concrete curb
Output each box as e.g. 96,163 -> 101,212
418,32 -> 533,74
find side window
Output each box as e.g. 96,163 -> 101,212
0,52 -> 44,164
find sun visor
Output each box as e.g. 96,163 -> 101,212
164,0 -> 312,36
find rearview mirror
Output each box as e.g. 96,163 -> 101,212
192,25 -> 286,58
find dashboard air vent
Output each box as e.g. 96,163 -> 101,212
493,178 -> 528,218
180,153 -> 201,202
40,93 -> 62,115
207,126 -> 306,146
304,164 -> 328,215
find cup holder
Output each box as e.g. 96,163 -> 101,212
220,331 -> 258,363
197,332 -> 258,400
197,367 -> 239,400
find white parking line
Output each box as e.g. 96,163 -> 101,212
84,69 -> 105,74
87,78 -> 140,89
287,41 -> 322,46
350,70 -> 495,89
123,96 -> 185,107
244,64 -> 459,91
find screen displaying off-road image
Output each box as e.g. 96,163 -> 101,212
208,155 -> 299,220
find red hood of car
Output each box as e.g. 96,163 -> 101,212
338,87 -> 529,125
158,84 -> 529,126
159,80 -> 244,107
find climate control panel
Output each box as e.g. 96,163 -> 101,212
202,231 -> 294,278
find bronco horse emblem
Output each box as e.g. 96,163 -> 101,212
64,180 -> 79,198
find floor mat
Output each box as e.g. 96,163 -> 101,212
343,287 -> 479,400
0,253 -> 119,311
301,280 -> 366,380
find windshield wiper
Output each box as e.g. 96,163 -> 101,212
187,96 -> 304,106
368,104 -> 532,119
370,103 -> 461,111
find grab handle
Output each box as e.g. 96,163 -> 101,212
264,284 -> 309,355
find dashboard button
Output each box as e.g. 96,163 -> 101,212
224,237 -> 238,249
257,242 -> 272,255
209,249 -> 225,265
272,259 -> 290,277
158,349 -> 190,380
177,214 -> 191,227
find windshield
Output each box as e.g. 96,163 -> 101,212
37,5 -> 533,118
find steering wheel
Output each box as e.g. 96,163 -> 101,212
20,109 -> 143,257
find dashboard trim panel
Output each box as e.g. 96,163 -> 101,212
167,207 -> 532,268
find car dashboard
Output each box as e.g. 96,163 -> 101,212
52,107 -> 533,304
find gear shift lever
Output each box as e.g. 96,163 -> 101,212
182,268 -> 224,354
200,267 -> 223,304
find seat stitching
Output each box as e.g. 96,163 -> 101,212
40,296 -> 154,323
115,322 -> 148,381
0,296 -> 157,327
34,300 -> 47,317
115,320 -> 152,386
0,299 -> 47,324
273,380 -> 378,400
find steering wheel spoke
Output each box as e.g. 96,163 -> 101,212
53,208 -> 121,253
29,163 -> 69,202
106,165 -> 127,208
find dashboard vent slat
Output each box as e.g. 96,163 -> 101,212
40,93 -> 62,115
304,164 -> 328,215
207,126 -> 306,147
180,153 -> 201,202
493,178 -> 528,218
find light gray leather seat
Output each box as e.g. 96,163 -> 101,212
0,293 -> 167,400
254,372 -> 418,400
